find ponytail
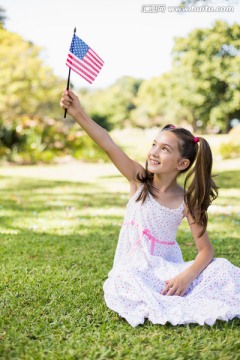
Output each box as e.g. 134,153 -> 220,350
184,137 -> 218,237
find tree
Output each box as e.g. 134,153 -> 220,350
0,28 -> 68,161
171,20 -> 240,131
136,20 -> 240,132
131,67 -> 199,129
81,76 -> 142,129
0,28 -> 65,124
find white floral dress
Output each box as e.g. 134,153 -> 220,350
103,186 -> 240,327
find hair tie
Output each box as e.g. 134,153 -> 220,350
193,136 -> 199,143
169,125 -> 176,129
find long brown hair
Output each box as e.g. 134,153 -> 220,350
136,124 -> 218,237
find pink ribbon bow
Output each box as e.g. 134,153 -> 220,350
142,229 -> 175,255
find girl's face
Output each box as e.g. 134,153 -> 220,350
147,131 -> 185,175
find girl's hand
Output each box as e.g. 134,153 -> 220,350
60,89 -> 82,119
161,272 -> 192,297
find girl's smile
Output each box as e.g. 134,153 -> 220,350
149,158 -> 160,166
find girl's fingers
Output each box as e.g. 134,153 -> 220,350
60,103 -> 68,110
170,288 -> 185,296
162,276 -> 188,296
61,91 -> 73,101
63,96 -> 72,103
61,89 -> 77,108
162,281 -> 185,296
60,97 -> 72,107
166,286 -> 177,296
161,281 -> 173,295
60,99 -> 71,109
161,285 -> 168,295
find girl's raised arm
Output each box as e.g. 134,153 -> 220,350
60,89 -> 145,182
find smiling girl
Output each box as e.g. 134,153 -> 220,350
60,89 -> 240,327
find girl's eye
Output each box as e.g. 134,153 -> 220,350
162,147 -> 169,152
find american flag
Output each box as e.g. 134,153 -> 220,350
66,34 -> 104,84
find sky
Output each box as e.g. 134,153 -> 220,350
1,0 -> 239,89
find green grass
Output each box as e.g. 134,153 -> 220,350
0,160 -> 239,360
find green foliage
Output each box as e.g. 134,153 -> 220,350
218,125 -> 240,159
134,21 -> 240,132
219,142 -> 240,160
171,20 -> 240,131
74,21 -> 240,133
0,116 -> 109,164
0,163 -> 239,358
1,20 -> 240,164
81,76 -> 142,129
0,28 -> 67,163
65,127 -> 109,162
0,28 -> 65,122
0,29 -> 110,163
133,72 -> 190,128
132,20 -> 240,132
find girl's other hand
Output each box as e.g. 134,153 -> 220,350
161,272 -> 192,297
60,89 -> 82,118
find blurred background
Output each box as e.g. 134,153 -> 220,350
0,2 -> 239,356
0,0 -> 239,164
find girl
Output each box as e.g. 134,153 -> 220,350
60,89 -> 240,327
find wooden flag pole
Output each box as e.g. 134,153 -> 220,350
64,27 -> 76,118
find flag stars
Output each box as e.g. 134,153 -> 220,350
70,35 -> 89,59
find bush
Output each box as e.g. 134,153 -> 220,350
66,130 -> 109,162
218,125 -> 240,159
0,116 -> 110,164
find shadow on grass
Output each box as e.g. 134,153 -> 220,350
0,176 -> 128,215
1,168 -> 239,191
0,175 -> 92,191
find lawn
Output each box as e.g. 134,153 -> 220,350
0,157 -> 239,359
